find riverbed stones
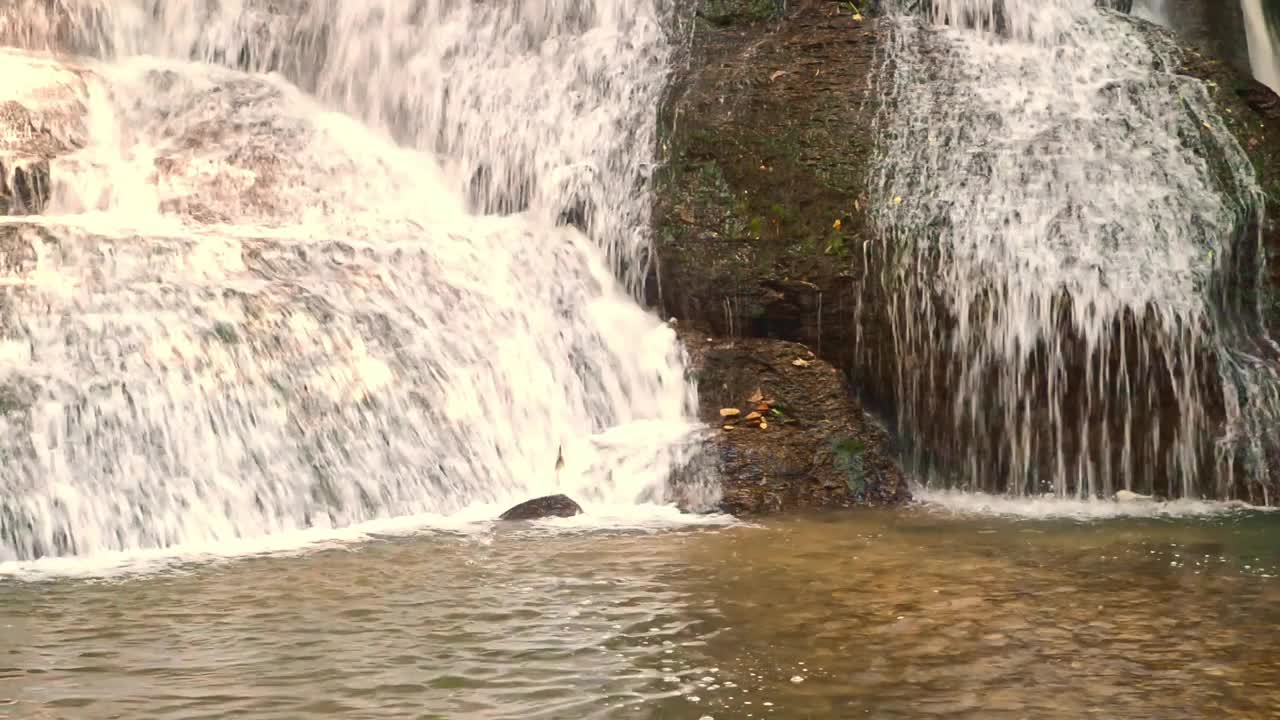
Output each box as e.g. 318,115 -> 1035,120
498,494 -> 584,521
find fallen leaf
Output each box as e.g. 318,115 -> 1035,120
854,199 -> 861,211
749,388 -> 764,403
832,218 -> 842,230
893,196 -> 903,205
756,403 -> 771,412
760,420 -> 769,430
723,425 -> 734,431
720,408 -> 742,417
852,12 -> 863,21
792,359 -> 811,368
746,411 -> 763,421
769,70 -> 788,82
1203,121 -> 1213,129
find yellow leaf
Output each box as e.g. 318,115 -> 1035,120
893,196 -> 903,205
832,218 -> 842,230
853,12 -> 863,21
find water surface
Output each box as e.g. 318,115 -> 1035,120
3,505 -> 1278,719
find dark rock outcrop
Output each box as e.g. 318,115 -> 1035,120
498,494 -> 584,521
682,330 -> 907,514
656,0 -> 899,433
654,0 -> 1280,499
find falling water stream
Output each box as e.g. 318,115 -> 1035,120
873,0 -> 1280,502
2,2 -> 1279,719
0,0 -> 712,563
1242,0 -> 1280,93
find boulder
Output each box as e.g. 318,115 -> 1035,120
498,494 -> 584,521
681,330 -> 908,514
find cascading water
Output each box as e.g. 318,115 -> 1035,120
0,0 -> 713,562
1242,0 -> 1280,94
871,0 -> 1280,501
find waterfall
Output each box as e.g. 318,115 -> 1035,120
872,0 -> 1280,501
0,0 -> 709,562
1131,0 -> 1168,24
1242,0 -> 1280,93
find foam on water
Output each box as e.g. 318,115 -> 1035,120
872,0 -> 1280,502
916,486 -> 1277,520
0,0 -> 715,564
0,502 -> 739,583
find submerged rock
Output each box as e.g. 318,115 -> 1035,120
498,494 -> 584,521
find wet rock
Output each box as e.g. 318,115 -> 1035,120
1115,490 -> 1155,502
0,49 -> 91,216
655,0 -> 896,422
498,494 -> 584,521
681,330 -> 907,514
655,0 -> 1280,501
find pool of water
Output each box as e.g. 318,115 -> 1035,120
3,504 -> 1279,719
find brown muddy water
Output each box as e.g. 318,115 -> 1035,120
2,505 -> 1279,719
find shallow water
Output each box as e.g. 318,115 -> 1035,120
3,505 -> 1278,719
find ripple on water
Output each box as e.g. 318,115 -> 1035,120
2,512 -> 1279,719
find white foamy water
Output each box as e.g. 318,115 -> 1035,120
1130,0 -> 1169,25
0,0 -> 716,564
873,0 -> 1279,502
916,486 -> 1277,520
0,503 -> 739,582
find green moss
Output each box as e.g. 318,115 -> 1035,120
831,436 -> 868,492
825,233 -> 850,258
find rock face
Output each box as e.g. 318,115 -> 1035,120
655,0 -> 1280,499
0,49 -> 90,216
656,0 -> 895,418
498,494 -> 584,521
682,331 -> 907,514
656,0 -> 909,509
